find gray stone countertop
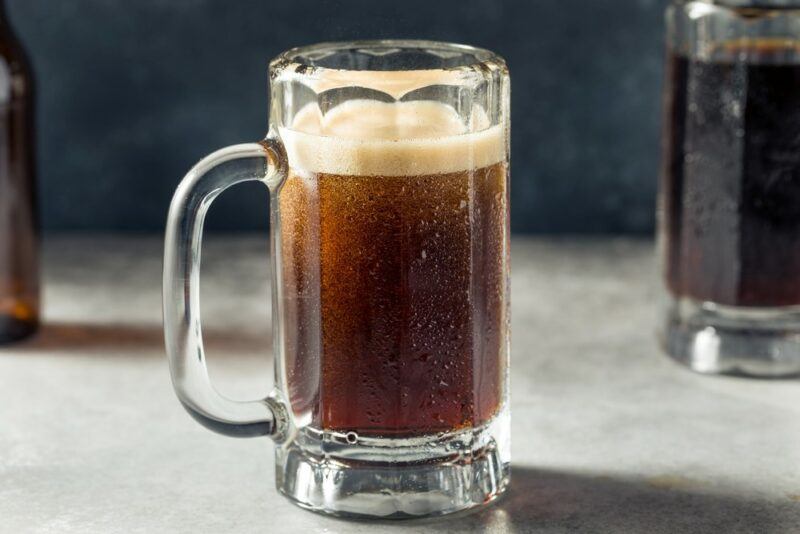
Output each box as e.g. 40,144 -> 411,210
0,237 -> 798,534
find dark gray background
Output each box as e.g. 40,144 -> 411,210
7,0 -> 667,234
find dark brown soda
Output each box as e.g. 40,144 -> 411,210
279,163 -> 508,437
662,41 -> 800,307
0,3 -> 38,343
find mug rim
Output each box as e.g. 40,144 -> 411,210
678,0 -> 800,13
269,39 -> 506,80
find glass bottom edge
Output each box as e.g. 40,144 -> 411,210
0,315 -> 38,345
274,412 -> 510,518
662,296 -> 800,378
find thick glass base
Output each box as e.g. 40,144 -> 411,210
0,314 -> 38,344
662,296 -> 800,378
275,408 -> 510,518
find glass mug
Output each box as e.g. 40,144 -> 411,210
659,0 -> 800,377
163,41 -> 511,518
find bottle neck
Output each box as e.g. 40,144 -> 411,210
0,2 -> 13,38
0,3 -> 23,54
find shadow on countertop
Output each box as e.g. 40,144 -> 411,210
8,321 -> 270,355
356,466 -> 794,533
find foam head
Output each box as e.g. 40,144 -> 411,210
280,99 -> 505,177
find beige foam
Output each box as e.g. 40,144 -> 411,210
279,100 -> 506,177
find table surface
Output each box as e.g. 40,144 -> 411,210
0,237 -> 798,534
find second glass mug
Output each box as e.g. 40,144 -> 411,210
163,41 -> 511,518
659,0 -> 800,377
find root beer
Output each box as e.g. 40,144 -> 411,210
278,100 -> 508,437
662,40 -> 800,307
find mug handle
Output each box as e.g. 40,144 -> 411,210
163,138 -> 288,438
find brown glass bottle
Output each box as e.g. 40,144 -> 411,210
0,1 -> 38,343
